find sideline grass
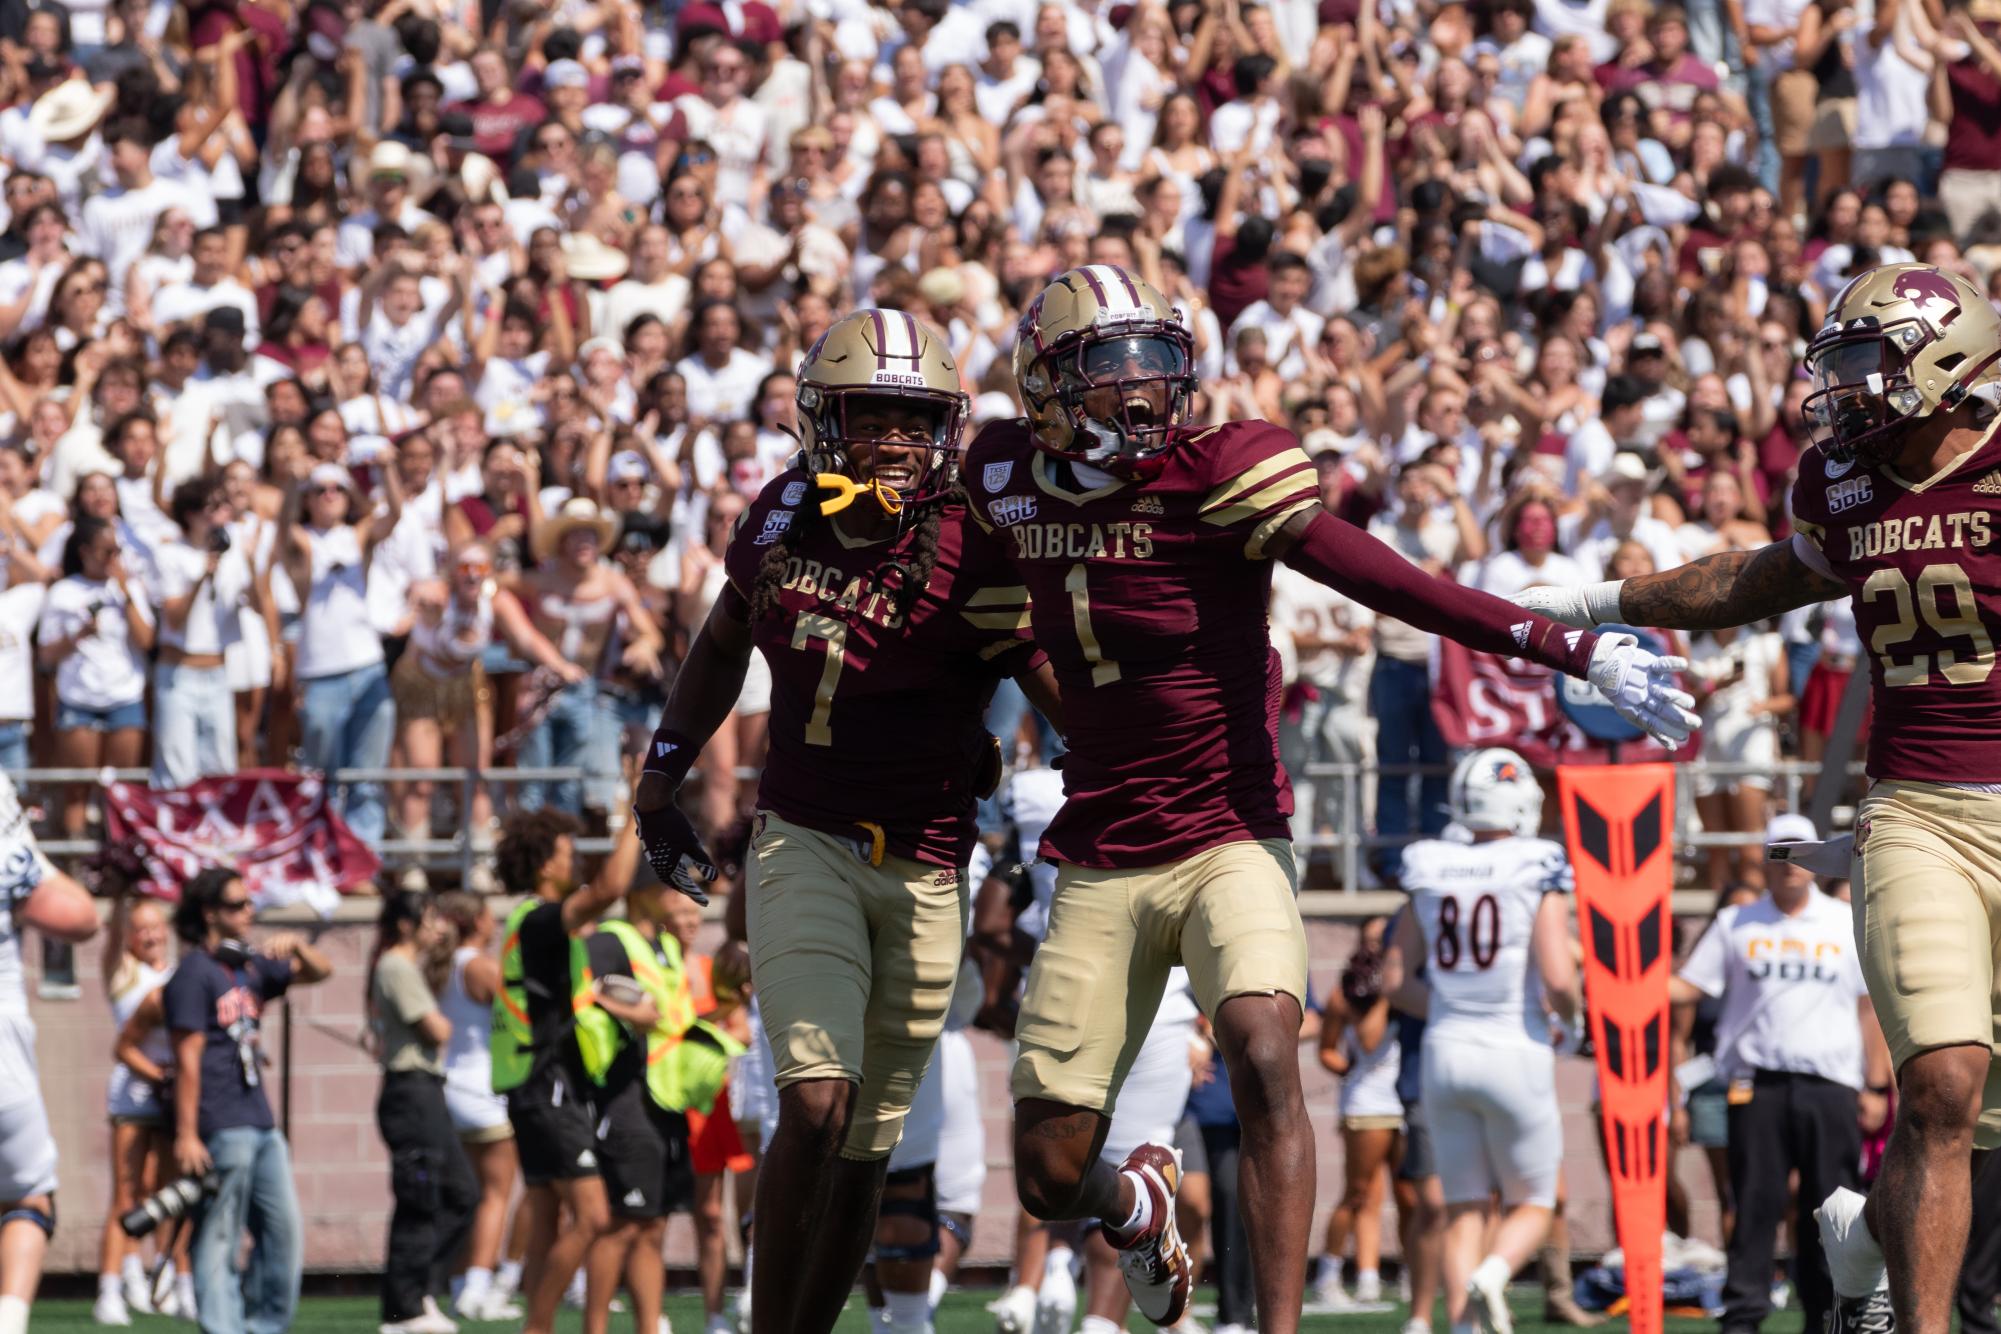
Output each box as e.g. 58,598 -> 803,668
22,1286 -> 1797,1333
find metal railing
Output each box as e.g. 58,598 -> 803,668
10,756 -> 1866,893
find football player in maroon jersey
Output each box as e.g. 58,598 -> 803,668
968,265 -> 1699,1333
1518,261 -> 2001,1334
630,310 -> 1061,1334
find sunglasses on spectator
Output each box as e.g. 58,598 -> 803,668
537,135 -> 571,149
668,187 -> 704,201
218,897 -> 252,912
455,560 -> 492,576
706,60 -> 746,75
677,149 -> 716,167
311,484 -> 345,497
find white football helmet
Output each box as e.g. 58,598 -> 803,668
1448,748 -> 1544,836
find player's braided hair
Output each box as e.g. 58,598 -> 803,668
748,493 -> 816,625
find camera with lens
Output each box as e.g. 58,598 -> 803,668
121,1173 -> 218,1238
207,527 -> 232,555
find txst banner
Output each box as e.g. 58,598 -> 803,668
102,769 -> 381,913
1430,638 -> 1699,765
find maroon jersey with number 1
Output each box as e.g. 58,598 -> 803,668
723,470 -> 1044,866
962,417 -> 1323,868
1790,429 -> 2001,781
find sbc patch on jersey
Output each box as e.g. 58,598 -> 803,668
754,510 -> 795,545
983,461 -> 1013,492
781,480 -> 807,507
988,495 -> 1037,526
1828,476 -> 1873,513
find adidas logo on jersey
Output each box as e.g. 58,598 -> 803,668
624,1189 -> 645,1208
655,741 -> 679,759
1510,621 -> 1532,649
1131,494 -> 1164,516
577,1149 -> 597,1169
1975,471 -> 2001,496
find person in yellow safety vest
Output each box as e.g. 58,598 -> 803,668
574,876 -> 744,1334
489,812 -> 651,1334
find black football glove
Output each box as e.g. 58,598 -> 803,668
635,800 -> 718,905
634,725 -> 715,904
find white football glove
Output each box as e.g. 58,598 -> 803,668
1587,632 -> 1701,746
1511,580 -> 1626,630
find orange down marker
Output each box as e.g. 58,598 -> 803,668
1558,764 -> 1674,1334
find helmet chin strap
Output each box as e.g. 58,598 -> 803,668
815,473 -> 906,517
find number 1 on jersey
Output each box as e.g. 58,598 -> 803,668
1065,563 -> 1121,686
791,612 -> 848,745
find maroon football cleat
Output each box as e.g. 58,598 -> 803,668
1103,1143 -> 1190,1327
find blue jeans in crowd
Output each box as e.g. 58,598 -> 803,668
153,661 -> 237,789
516,679 -> 622,814
0,720 -> 27,772
1747,60 -> 1780,194
192,1126 -> 303,1334
1369,655 -> 1448,868
299,661 -> 394,846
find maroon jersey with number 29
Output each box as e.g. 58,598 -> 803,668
963,418 -> 1322,868
1790,429 -> 2001,780
723,470 -> 1045,866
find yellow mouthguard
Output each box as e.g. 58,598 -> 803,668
815,474 -> 906,517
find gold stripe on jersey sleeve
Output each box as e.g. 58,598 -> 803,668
1244,497 -> 1323,559
1203,466 -> 1317,531
1793,517 -> 1826,553
978,637 -> 1031,661
1198,449 -> 1313,517
965,585 -> 1032,606
961,586 -> 1033,633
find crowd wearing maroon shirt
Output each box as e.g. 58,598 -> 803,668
0,0 -> 1973,884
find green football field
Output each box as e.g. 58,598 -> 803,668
21,1286 -> 1799,1333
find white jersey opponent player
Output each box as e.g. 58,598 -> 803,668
0,773 -> 100,1334
1383,750 -> 1581,1334
1513,262 -> 2001,1334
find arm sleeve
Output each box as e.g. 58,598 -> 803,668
375,955 -> 435,1025
162,966 -> 210,1035
1677,917 -> 1729,999
1279,511 -> 1600,676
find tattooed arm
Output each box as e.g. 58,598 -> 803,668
1514,536 -> 1849,631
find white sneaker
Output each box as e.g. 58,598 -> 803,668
989,1284 -> 1037,1334
1315,1283 -> 1360,1312
1402,1320 -> 1433,1334
658,1315 -> 674,1334
379,1312 -> 456,1334
1468,1269 -> 1514,1334
705,1314 -> 735,1334
173,1276 -> 198,1322
1035,1249 -> 1078,1334
94,1292 -> 133,1327
1357,1273 -> 1384,1304
122,1272 -> 155,1316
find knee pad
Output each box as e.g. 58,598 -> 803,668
873,1166 -> 938,1262
0,1199 -> 54,1238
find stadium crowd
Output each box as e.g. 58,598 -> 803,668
0,0 -> 1987,1329
0,0 -> 1940,869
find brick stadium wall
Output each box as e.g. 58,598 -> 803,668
31,917 -> 1722,1276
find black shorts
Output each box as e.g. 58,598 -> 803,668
507,1073 -> 599,1186
1397,1097 -> 1436,1182
596,1084 -> 693,1220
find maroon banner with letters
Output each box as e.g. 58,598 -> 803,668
1430,639 -> 1698,765
102,770 -> 381,911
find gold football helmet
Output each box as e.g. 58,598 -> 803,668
796,309 -> 968,516
1804,262 -> 2001,465
1013,265 -> 1195,478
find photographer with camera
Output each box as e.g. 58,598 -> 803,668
0,771 -> 98,1334
163,867 -> 332,1334
153,475 -> 260,790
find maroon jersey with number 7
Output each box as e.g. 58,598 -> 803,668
723,470 -> 1044,866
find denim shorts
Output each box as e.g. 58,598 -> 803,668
57,698 -> 147,732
